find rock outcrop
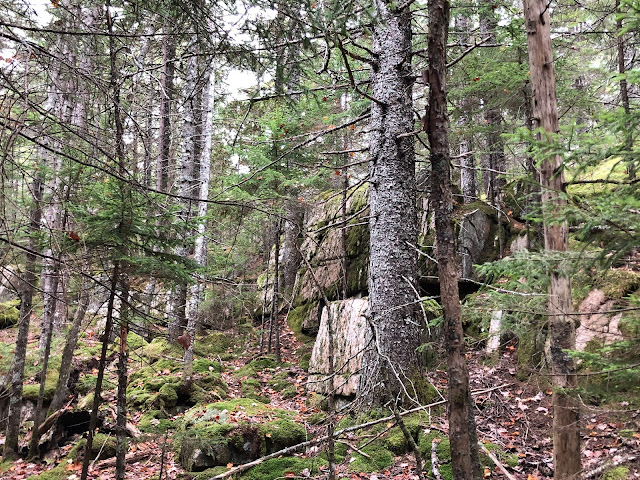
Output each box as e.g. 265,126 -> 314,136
307,299 -> 368,397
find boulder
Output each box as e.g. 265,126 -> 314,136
576,289 -> 624,351
307,299 -> 368,397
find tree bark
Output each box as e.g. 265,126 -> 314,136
3,175 -> 43,458
115,275 -> 130,480
49,280 -> 91,414
183,59 -> 215,388
359,0 -> 422,405
156,28 -> 176,193
426,0 -> 481,478
523,1 -> 581,479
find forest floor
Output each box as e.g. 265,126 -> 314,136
1,317 -> 640,480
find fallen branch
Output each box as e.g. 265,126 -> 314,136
336,440 -> 370,459
97,449 -> 154,468
431,438 -> 443,480
210,383 -> 510,480
478,443 -> 517,480
583,455 -> 637,479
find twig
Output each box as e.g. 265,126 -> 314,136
582,454 -> 637,479
336,439 -> 371,458
479,443 -> 517,480
431,438 -> 443,480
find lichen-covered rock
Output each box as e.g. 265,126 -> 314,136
576,289 -> 624,351
307,299 -> 368,397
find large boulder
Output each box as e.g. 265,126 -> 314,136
576,289 -> 624,351
307,299 -> 368,397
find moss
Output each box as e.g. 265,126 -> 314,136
142,337 -> 182,361
299,351 -> 312,372
193,358 -> 223,374
77,374 -> 98,395
91,433 -> 117,459
22,380 -> 56,402
438,463 -> 453,480
281,386 -> 298,399
139,410 -> 172,433
287,304 -> 316,344
261,418 -> 306,449
191,466 -> 228,480
598,270 -> 640,299
197,332 -> 233,355
307,411 -> 326,425
26,465 -> 69,480
347,444 -> 394,473
603,466 -> 631,480
238,456 -> 325,480
480,443 -> 519,468
127,332 -> 147,350
158,383 -> 179,408
619,429 -> 636,438
0,299 -> 20,328
418,430 -> 447,458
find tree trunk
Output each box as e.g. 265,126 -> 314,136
616,0 -> 635,179
156,29 -> 176,193
359,0 -> 422,405
426,0 -> 481,478
3,175 -> 43,458
115,275 -> 130,480
183,60 -> 215,389
523,1 -> 581,479
49,280 -> 91,414
268,219 -> 282,362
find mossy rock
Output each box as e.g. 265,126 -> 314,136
299,351 -> 312,371
238,456 -> 326,480
139,410 -> 172,433
177,400 -> 306,471
0,299 -> 20,328
307,411 -> 326,425
197,332 -> 234,354
281,385 -> 298,399
603,466 -> 630,480
142,337 -> 182,361
598,270 -> 640,299
22,378 -> 57,402
190,466 -> 228,480
418,429 -> 447,458
347,444 -> 394,473
90,433 -> 117,460
77,374 -> 99,395
158,383 -> 179,408
261,418 -> 306,451
193,358 -> 223,374
287,303 -> 317,343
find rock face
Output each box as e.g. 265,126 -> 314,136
458,207 -> 494,279
307,299 -> 368,397
576,289 -> 624,351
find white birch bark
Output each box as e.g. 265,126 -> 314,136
183,62 -> 215,385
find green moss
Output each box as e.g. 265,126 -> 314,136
191,466 -> 228,480
261,418 -> 306,448
77,374 -> 98,395
158,383 -> 178,408
287,304 -> 316,344
91,433 -> 117,459
142,337 -> 182,361
127,332 -> 146,350
438,463 -> 453,480
138,410 -> 172,432
0,299 -> 20,328
307,411 -> 326,425
193,358 -> 223,374
22,378 -> 57,402
281,386 -> 298,399
418,430 -> 447,458
197,332 -> 233,355
299,351 -> 312,372
603,466 -> 631,480
347,444 -> 394,473
480,443 -> 519,468
26,465 -> 68,480
238,456 -> 325,480
598,270 -> 640,299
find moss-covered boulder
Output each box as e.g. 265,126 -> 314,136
176,399 -> 309,472
0,299 -> 20,328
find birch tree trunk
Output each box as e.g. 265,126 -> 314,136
523,1 -> 580,478
426,0 -> 481,478
183,61 -> 215,388
359,0 -> 422,404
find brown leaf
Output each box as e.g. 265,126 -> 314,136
177,332 -> 191,350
